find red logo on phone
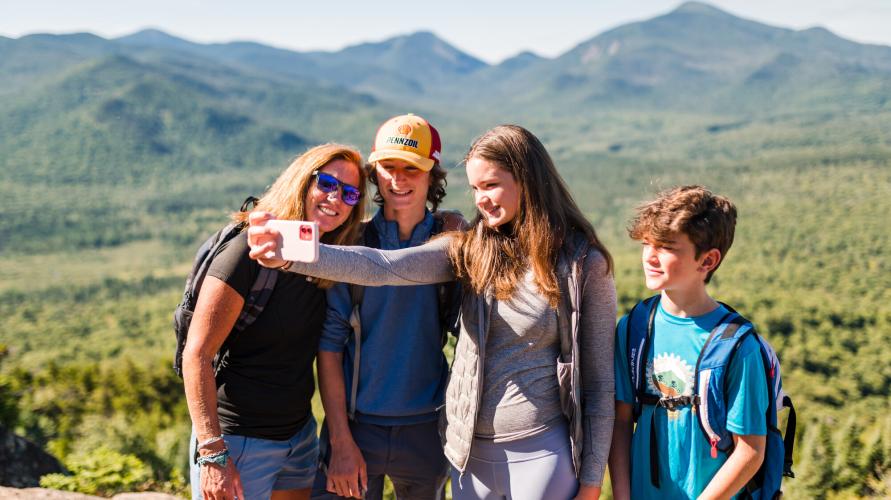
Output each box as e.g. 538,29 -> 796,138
299,224 -> 313,241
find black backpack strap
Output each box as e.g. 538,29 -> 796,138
175,197 -> 263,377
235,267 -> 278,330
214,261 -> 278,376
240,196 -> 259,212
783,395 -> 796,478
208,196 -> 269,376
431,211 -> 463,341
628,296 -> 660,419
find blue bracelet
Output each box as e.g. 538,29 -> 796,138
196,448 -> 230,468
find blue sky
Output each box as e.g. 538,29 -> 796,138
2,0 -> 890,63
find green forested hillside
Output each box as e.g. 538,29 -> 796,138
2,3 -> 890,498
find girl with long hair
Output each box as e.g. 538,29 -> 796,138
248,126 -> 616,500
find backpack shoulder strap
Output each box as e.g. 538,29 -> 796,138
189,223 -> 242,295
347,221 -> 375,420
626,295 -> 661,419
215,264 -> 278,375
192,196 -> 265,376
431,211 -> 465,339
693,310 -> 754,457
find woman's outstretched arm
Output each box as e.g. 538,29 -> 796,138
247,211 -> 456,286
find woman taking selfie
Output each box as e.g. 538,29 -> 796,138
184,143 -> 367,500
249,125 -> 616,500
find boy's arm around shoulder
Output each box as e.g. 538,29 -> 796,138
578,249 -> 617,487
434,208 -> 469,232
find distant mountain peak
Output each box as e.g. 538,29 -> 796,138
673,1 -> 731,16
404,30 -> 437,41
349,30 -> 449,51
496,50 -> 545,70
505,50 -> 543,61
116,29 -> 194,49
128,28 -> 172,37
338,30 -> 487,78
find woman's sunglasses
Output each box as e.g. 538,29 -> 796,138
312,170 -> 362,206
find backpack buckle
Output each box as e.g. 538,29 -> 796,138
656,394 -> 700,412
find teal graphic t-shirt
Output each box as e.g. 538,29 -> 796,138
615,302 -> 769,499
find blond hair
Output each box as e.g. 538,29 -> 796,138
234,143 -> 367,288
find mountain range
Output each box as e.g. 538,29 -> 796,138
2,5 -> 890,496
2,1 -> 890,252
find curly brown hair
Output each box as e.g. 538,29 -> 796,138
628,185 -> 737,283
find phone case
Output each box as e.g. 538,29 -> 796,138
266,220 -> 319,263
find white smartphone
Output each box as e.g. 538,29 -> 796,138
265,220 -> 320,263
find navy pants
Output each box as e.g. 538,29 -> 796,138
312,419 -> 449,500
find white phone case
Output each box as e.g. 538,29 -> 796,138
265,220 -> 319,263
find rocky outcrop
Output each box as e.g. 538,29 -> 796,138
0,487 -> 182,499
0,487 -> 95,498
0,426 -> 65,487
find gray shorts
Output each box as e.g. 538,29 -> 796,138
451,420 -> 578,500
312,418 -> 449,500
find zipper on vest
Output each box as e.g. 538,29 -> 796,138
461,293 -> 489,473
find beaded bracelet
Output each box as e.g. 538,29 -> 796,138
196,448 -> 230,468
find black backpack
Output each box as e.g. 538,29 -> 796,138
172,197 -> 278,377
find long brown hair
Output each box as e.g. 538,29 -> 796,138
448,125 -> 612,307
233,143 -> 368,289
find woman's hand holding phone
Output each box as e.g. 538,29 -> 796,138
248,212 -> 322,267
247,211 -> 286,269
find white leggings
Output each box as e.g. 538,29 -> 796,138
451,421 -> 579,500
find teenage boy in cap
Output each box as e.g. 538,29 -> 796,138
312,114 -> 463,500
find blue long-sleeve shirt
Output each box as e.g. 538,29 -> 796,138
319,209 -> 449,425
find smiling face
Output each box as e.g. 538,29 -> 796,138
641,231 -> 719,292
466,156 -> 521,229
305,158 -> 361,235
374,158 -> 430,216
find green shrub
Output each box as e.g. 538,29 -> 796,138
39,446 -> 152,496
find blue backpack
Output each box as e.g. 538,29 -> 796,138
625,295 -> 796,499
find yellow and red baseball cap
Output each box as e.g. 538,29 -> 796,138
368,114 -> 441,171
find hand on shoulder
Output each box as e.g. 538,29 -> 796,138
435,209 -> 469,232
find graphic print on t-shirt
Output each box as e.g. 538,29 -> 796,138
647,353 -> 694,420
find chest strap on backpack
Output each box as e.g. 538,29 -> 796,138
630,296 -> 735,489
